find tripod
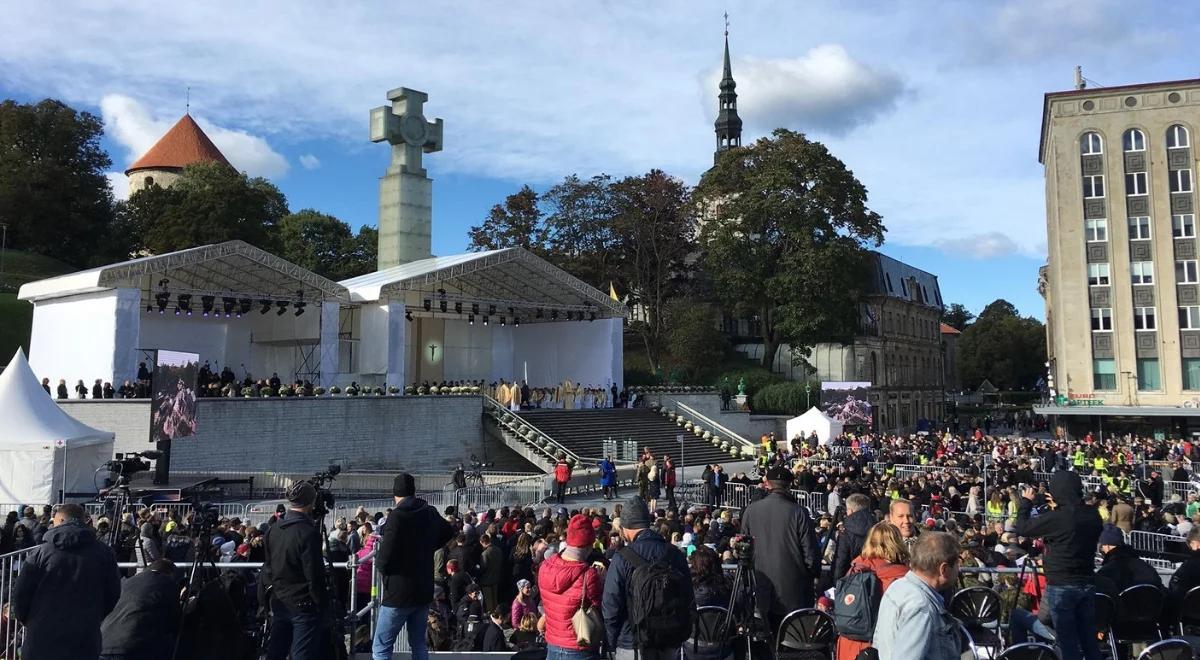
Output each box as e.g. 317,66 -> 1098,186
314,508 -> 349,660
719,555 -> 765,660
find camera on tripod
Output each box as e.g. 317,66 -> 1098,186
104,451 -> 162,486
730,534 -> 754,563
305,464 -> 341,519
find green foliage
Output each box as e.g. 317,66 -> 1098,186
714,367 -> 783,398
0,249 -> 77,291
467,185 -> 543,251
943,303 -> 975,331
623,368 -> 660,387
957,298 -> 1046,390
0,99 -> 117,266
695,129 -> 885,370
122,162 -> 288,254
751,381 -> 820,415
0,293 -> 32,361
664,299 -> 727,382
277,209 -> 377,280
541,174 -> 619,288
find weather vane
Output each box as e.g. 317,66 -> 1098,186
724,11 -> 729,36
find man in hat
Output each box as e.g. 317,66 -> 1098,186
740,465 -> 820,628
1096,523 -> 1159,596
373,472 -> 456,660
263,481 -> 329,660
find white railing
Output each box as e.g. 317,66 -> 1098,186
671,401 -> 756,450
483,395 -> 585,463
454,474 -> 550,511
171,469 -> 538,500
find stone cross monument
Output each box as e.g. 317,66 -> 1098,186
370,87 -> 444,269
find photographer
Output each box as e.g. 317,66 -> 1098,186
740,465 -> 820,629
262,481 -> 329,660
1014,471 -> 1103,660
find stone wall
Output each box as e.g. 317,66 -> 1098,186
58,396 -> 515,473
638,392 -> 788,440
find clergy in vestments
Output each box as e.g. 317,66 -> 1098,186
508,382 -> 522,411
562,380 -> 576,410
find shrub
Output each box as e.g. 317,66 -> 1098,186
313,386 -> 326,395
329,385 -> 342,394
240,387 -> 255,397
715,368 -> 784,398
751,382 -> 814,415
388,386 -> 400,394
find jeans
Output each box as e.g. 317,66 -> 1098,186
266,598 -> 328,660
555,481 -> 567,503
1043,584 -> 1102,660
1009,607 -> 1054,644
547,644 -> 601,660
373,604 -> 429,660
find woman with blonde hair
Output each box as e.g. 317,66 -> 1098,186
836,522 -> 910,660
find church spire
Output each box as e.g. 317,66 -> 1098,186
714,14 -> 742,164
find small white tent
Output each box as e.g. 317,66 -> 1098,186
0,349 -> 115,503
785,407 -> 845,446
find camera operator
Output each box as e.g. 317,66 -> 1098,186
740,465 -> 820,630
262,481 -> 329,660
1014,471 -> 1103,660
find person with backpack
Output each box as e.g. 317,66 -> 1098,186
539,514 -> 603,659
835,522 -> 909,660
873,532 -> 962,660
603,496 -> 695,660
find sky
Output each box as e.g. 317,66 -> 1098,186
3,0 -> 1197,320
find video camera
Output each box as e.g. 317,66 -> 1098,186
730,534 -> 754,564
189,499 -> 221,533
305,464 -> 341,519
104,451 -> 162,486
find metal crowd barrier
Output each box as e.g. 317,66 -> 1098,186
454,474 -> 550,512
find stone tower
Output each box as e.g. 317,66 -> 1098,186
125,114 -> 231,194
713,30 -> 743,164
370,87 -> 444,270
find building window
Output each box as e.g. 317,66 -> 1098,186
1085,218 -> 1108,242
1124,128 -> 1146,152
1137,358 -> 1161,391
1184,358 -> 1200,390
1173,214 -> 1196,238
1130,261 -> 1154,285
1090,307 -> 1113,331
1181,306 -> 1200,329
885,273 -> 893,293
1168,124 -> 1191,149
1093,358 -> 1117,390
1171,169 -> 1194,194
1178,259 -> 1199,283
900,279 -> 907,297
1087,262 -> 1111,286
1081,132 -> 1104,155
1083,175 -> 1106,198
1128,216 -> 1152,240
1133,306 -> 1156,330
1125,171 -> 1148,196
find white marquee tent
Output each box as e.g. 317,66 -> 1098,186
0,349 -> 115,503
785,407 -> 844,446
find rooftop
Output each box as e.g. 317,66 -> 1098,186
125,114 -> 231,174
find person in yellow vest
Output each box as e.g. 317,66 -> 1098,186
1073,449 -> 1087,471
986,491 -> 1005,523
1093,455 -> 1107,475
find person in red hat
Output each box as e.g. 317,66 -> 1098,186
538,514 -> 603,659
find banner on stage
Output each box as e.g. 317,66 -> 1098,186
149,350 -> 200,444
820,381 -> 872,427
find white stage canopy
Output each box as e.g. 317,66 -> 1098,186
786,407 -> 844,445
0,349 -> 115,503
18,240 -> 350,388
341,247 -> 627,389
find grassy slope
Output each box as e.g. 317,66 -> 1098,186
0,250 -> 78,363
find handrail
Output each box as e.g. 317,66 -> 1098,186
671,401 -> 755,449
483,395 -> 585,464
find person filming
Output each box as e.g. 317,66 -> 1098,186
262,481 -> 330,660
1013,471 -> 1103,660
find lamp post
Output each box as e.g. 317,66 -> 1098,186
805,382 -> 812,410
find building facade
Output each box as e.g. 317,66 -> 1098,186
1039,78 -> 1200,437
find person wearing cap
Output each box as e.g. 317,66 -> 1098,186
511,578 -> 536,628
373,472 -> 457,660
1095,523 -> 1159,596
741,465 -> 820,628
262,480 -> 330,660
540,514 -> 603,658
603,497 -> 694,660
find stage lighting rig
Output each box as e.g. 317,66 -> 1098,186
482,316 -> 489,326
177,294 -> 192,316
500,316 -> 506,326
222,297 -> 236,317
294,301 -> 306,316
405,310 -> 413,322
550,310 -> 558,320
488,304 -> 497,316
439,299 -> 447,313
200,296 -> 215,317
275,300 -> 289,315
259,299 -> 272,315
238,299 -> 252,316
472,303 -> 480,315
455,302 -> 463,315
536,308 -> 544,319
514,317 -> 520,327
155,292 -> 171,314
424,299 -> 432,312
468,314 -> 475,325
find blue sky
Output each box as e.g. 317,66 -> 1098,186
3,1 -> 1197,321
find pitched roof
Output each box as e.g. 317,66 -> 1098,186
125,114 -> 231,174
940,322 -> 962,335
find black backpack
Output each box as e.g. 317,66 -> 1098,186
619,546 -> 694,649
832,566 -> 882,642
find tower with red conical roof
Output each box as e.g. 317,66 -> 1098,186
124,114 -> 231,194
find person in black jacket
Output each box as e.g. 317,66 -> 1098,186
740,466 -> 820,629
1166,526 -> 1200,625
100,559 -> 181,660
13,503 -> 121,660
1096,524 -> 1161,596
373,472 -> 456,660
832,493 -> 873,580
1015,470 -> 1103,660
477,607 -> 509,652
262,481 -> 329,660
477,533 -> 505,612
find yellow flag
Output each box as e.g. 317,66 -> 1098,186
609,282 -> 619,301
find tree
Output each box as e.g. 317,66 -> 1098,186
541,174 -> 619,288
122,162 -> 288,254
695,129 -> 885,369
0,99 -> 117,266
664,299 -> 727,382
943,303 -> 975,331
467,185 -> 544,251
278,209 -> 377,280
957,298 -> 1046,390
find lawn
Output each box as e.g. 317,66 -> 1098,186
0,250 -> 77,365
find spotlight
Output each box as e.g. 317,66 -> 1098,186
468,314 -> 475,325
565,311 -> 573,321
550,310 -> 558,320
238,299 -> 252,316
455,301 -> 463,315
275,300 -> 289,316
500,316 -> 506,326
201,295 -> 215,317
514,317 -> 520,327
146,304 -> 153,313
222,297 -> 235,317
472,303 -> 480,315
488,304 -> 496,315
508,306 -> 515,316
424,299 -> 432,312
406,310 -> 413,322
174,306 -> 181,316
177,294 -> 192,316
259,300 -> 272,314
536,308 -> 544,319
439,299 -> 447,313
590,312 -> 596,322
483,316 -> 489,326
294,301 -> 306,317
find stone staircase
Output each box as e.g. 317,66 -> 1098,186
517,408 -> 737,467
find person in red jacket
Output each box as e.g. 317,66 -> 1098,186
538,515 -> 602,659
554,455 -> 572,504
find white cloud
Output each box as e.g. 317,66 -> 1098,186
707,45 -> 904,136
298,153 -> 320,170
99,94 -> 289,179
105,172 -> 129,202
932,232 -> 1023,259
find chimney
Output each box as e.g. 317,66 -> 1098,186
1074,65 -> 1086,90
